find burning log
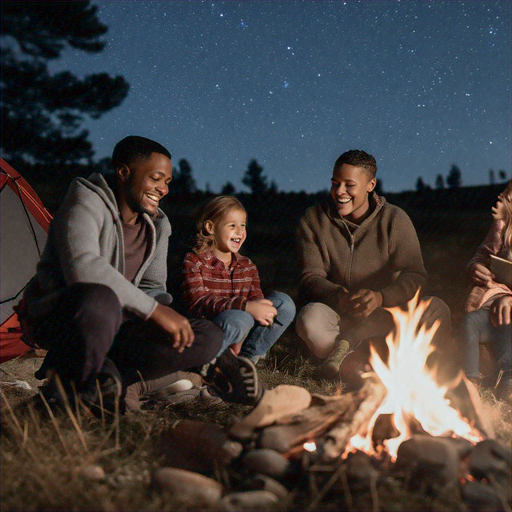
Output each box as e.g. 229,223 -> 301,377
256,390 -> 366,457
317,374 -> 387,463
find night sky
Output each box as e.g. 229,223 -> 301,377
51,0 -> 511,193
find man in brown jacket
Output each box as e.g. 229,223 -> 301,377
295,149 -> 451,383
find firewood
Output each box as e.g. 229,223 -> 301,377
319,375 -> 387,462
258,391 -> 366,455
230,385 -> 312,440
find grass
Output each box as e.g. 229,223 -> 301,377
1,330 -> 510,512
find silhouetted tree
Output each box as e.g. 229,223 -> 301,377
446,164 -> 462,188
242,159 -> 268,195
172,158 -> 196,195
416,177 -> 427,192
498,170 -> 507,181
269,180 -> 278,194
435,174 -> 445,189
221,182 -> 236,195
489,169 -> 495,185
1,1 -> 129,177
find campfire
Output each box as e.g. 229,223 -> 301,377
155,294 -> 509,510
345,293 -> 484,459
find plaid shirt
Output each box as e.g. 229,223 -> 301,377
182,250 -> 264,318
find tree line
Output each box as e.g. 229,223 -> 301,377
416,164 -> 508,193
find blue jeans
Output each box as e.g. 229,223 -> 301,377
461,309 -> 512,379
213,291 -> 296,362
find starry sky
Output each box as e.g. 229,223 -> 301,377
51,0 -> 511,193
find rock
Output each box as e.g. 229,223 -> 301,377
461,481 -> 507,512
345,450 -> 379,489
469,439 -> 511,502
152,467 -> 222,507
78,464 -> 105,482
159,419 -> 241,473
230,385 -> 311,440
240,474 -> 289,500
217,490 -> 279,511
240,449 -> 291,480
393,435 -> 462,490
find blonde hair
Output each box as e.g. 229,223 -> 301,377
500,180 -> 512,260
194,196 -> 247,254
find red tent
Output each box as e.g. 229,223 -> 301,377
0,158 -> 53,363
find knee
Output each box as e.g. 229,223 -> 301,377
296,303 -> 338,359
215,310 -> 254,339
268,292 -> 296,320
72,283 -> 121,327
426,296 -> 451,325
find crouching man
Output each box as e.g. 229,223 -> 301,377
20,136 -> 262,415
295,149 -> 452,386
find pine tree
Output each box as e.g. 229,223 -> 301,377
221,182 -> 236,195
172,158 -> 196,195
435,174 -> 445,189
1,1 -> 129,178
446,164 -> 462,188
416,177 -> 427,192
242,159 -> 268,195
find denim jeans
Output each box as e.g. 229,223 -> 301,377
461,309 -> 512,379
213,291 -> 296,362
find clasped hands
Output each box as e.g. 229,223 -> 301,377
337,288 -> 383,319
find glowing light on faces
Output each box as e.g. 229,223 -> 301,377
330,164 -> 376,224
211,208 -> 247,262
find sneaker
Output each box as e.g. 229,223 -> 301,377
320,340 -> 350,381
202,349 -> 264,405
80,371 -> 125,418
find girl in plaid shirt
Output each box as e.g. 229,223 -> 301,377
182,196 -> 295,362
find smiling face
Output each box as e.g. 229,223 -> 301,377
330,164 -> 377,223
208,208 -> 247,263
117,152 -> 173,223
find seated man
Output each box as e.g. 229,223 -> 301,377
20,135 -> 262,414
295,149 -> 451,383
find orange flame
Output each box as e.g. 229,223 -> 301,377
348,292 -> 483,458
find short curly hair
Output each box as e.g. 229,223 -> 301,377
112,136 -> 171,169
333,149 -> 377,179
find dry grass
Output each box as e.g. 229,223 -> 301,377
1,335 -> 511,512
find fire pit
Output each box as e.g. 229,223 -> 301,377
154,295 -> 511,511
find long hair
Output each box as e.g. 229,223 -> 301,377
500,180 -> 512,259
194,196 -> 247,254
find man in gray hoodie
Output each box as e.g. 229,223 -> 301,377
21,136 -> 262,414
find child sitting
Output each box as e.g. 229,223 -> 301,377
182,196 -> 296,363
461,180 -> 512,399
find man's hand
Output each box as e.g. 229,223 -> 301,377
468,262 -> 495,286
149,303 -> 195,352
340,289 -> 383,319
246,299 -> 278,326
490,295 -> 512,326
